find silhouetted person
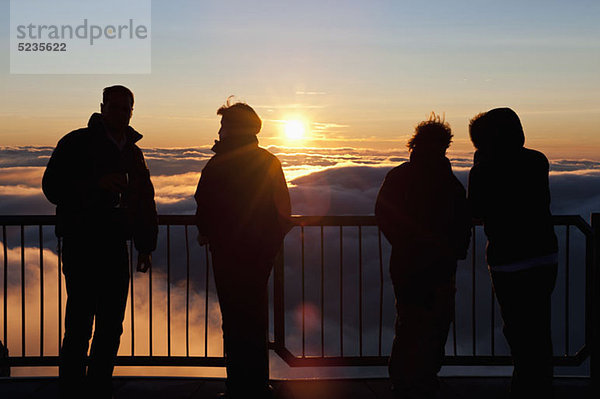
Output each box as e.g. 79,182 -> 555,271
43,86 -> 158,399
194,100 -> 292,399
468,108 -> 558,399
375,114 -> 471,399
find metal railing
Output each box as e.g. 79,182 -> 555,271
273,215 -> 596,369
0,214 -> 598,375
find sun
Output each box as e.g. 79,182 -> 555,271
284,120 -> 306,141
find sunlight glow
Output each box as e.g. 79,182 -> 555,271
284,120 -> 307,141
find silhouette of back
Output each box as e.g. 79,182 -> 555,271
375,113 -> 470,399
195,136 -> 286,262
469,107 -> 557,266
468,107 -> 558,398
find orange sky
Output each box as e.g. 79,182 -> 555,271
1,1 -> 599,160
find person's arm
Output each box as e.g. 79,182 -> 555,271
42,134 -> 88,207
270,158 -> 293,236
467,166 -> 484,221
42,140 -> 65,206
131,148 -> 158,272
541,152 -> 552,208
375,168 -> 411,246
194,161 -> 212,245
453,180 -> 472,260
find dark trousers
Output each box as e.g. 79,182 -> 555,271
211,251 -> 272,397
59,236 -> 130,399
490,264 -> 558,399
389,276 -> 455,399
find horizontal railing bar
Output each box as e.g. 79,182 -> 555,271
5,352 -> 585,368
0,215 -> 56,225
275,355 -> 586,368
1,214 -> 589,233
6,356 -> 226,367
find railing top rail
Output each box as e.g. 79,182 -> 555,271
552,215 -> 594,236
0,215 -> 56,226
0,214 -> 593,235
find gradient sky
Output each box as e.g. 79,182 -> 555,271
1,0 -> 599,159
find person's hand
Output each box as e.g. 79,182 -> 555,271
98,173 -> 128,193
137,252 -> 152,273
197,234 -> 209,246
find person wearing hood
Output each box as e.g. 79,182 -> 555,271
194,100 -> 292,399
42,85 -> 158,399
375,114 -> 471,399
468,108 -> 558,398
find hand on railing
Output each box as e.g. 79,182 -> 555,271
137,252 -> 152,273
197,233 -> 209,246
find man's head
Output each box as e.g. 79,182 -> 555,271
101,85 -> 134,132
407,113 -> 453,156
217,100 -> 262,139
469,107 -> 524,152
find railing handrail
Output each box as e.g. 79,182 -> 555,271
0,214 -> 591,229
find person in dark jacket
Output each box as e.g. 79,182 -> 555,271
468,108 -> 558,399
375,114 -> 471,399
42,85 -> 158,399
194,100 -> 292,399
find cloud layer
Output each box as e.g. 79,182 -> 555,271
3,145 -> 597,218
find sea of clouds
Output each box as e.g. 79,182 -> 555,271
1,145 -> 599,218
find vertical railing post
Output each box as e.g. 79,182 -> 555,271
272,243 -> 285,352
591,213 -> 600,386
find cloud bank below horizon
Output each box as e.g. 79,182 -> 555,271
1,145 -> 598,219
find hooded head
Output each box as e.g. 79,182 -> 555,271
469,107 -> 525,154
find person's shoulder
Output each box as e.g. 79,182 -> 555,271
387,162 -> 411,178
257,146 -> 276,158
55,127 -> 90,148
523,147 -> 548,161
377,162 -> 410,188
469,160 -> 482,174
522,147 -> 549,168
257,146 -> 282,165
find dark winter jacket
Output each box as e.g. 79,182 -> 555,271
375,151 -> 471,282
194,135 -> 292,263
42,113 -> 158,254
468,147 -> 558,267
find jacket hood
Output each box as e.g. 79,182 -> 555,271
473,108 -> 525,159
88,113 -> 143,144
486,107 -> 525,149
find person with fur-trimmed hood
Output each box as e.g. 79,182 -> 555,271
375,113 -> 471,399
468,107 -> 558,399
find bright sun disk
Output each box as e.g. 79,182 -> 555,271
284,120 -> 306,141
